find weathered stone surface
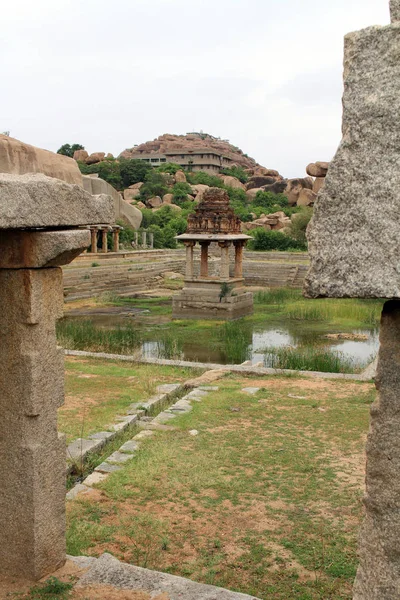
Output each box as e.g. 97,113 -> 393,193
85,152 -> 105,165
306,162 -> 328,177
297,188 -> 317,207
0,173 -> 114,229
123,188 -> 140,202
147,195 -> 162,208
313,177 -> 325,194
390,0 -> 400,21
0,268 -> 66,579
175,170 -> 187,183
77,552 -> 261,599
0,229 -> 90,268
73,149 -> 89,162
353,301 -> 400,599
222,175 -> 246,189
162,192 -> 174,204
304,24 -> 400,298
0,134 -> 82,185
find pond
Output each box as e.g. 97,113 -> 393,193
61,300 -> 380,373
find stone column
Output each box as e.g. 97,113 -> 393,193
142,231 -> 147,249
200,242 -> 210,278
149,232 -> 154,249
101,227 -> 108,253
390,0 -> 400,21
134,231 -> 138,247
0,228 -> 90,581
90,227 -> 97,253
218,241 -> 231,279
234,241 -> 244,278
184,241 -> 195,279
353,300 -> 400,599
112,228 -> 120,253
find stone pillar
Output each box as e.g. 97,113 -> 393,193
101,227 -> 108,253
184,241 -> 195,279
200,242 -> 210,278
0,228 -> 91,581
112,228 -> 120,253
390,0 -> 400,21
149,232 -> 154,249
90,227 -> 97,253
134,231 -> 138,247
142,231 -> 147,249
234,241 -> 244,278
218,241 -> 231,279
353,300 -> 400,599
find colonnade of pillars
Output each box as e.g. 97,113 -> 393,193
184,240 -> 245,280
88,225 -> 123,253
132,231 -> 154,250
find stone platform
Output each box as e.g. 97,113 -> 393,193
172,277 -> 253,320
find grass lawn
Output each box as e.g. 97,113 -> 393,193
60,356 -> 202,443
66,372 -> 374,599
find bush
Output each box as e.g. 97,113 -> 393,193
139,171 -> 169,201
287,208 -> 313,245
248,228 -> 306,251
253,191 -> 288,211
172,182 -> 193,205
97,160 -> 122,189
156,162 -> 182,174
186,171 -> 224,188
221,166 -> 249,183
120,159 -> 153,188
226,188 -> 253,222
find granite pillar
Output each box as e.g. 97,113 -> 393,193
101,228 -> 108,253
200,242 -> 210,278
219,241 -> 231,279
90,227 -> 97,253
184,241 -> 195,279
112,228 -> 120,253
234,241 -> 244,278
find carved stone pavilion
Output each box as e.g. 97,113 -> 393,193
173,188 -> 253,320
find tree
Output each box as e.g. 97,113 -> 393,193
57,143 -> 84,158
139,171 -> 169,201
119,159 -> 153,188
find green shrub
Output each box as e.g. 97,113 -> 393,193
139,171 -> 169,201
172,182 -> 193,205
248,228 -> 306,251
156,162 -> 182,174
253,191 -> 288,211
221,166 -> 249,183
120,159 -> 153,188
288,208 -> 313,245
186,171 -> 224,188
97,160 -> 122,189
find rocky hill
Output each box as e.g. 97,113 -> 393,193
118,132 -> 261,170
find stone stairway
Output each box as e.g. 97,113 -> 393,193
62,249 -> 310,300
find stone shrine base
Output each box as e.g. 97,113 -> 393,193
172,277 -> 254,320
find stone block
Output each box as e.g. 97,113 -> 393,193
106,451 -> 134,464
95,462 -> 123,474
0,173 -> 114,229
391,0 -> 400,21
305,24 -> 400,299
82,472 -> 109,487
119,440 -> 140,453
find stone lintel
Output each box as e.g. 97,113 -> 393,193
0,173 -> 114,229
176,233 -> 251,242
0,229 -> 91,268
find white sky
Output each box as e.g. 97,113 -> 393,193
1,0 -> 389,177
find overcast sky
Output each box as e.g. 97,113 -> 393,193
1,0 -> 389,177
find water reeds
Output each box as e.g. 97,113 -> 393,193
56,319 -> 142,354
262,345 -> 358,373
219,320 -> 252,364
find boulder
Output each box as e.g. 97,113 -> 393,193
297,188 -> 317,207
106,153 -> 114,159
246,187 -> 263,201
253,167 -> 281,178
128,182 -> 143,190
147,196 -> 162,208
221,176 -> 246,190
306,162 -> 328,178
86,152 -> 105,165
153,202 -> 182,212
285,178 -> 313,205
0,134 -> 82,186
175,170 -> 187,183
124,188 -> 140,202
73,149 -> 89,162
163,193 -> 174,204
0,173 -> 114,228
313,177 -> 325,194
246,176 -> 280,190
136,201 -> 146,210
262,180 -> 288,196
